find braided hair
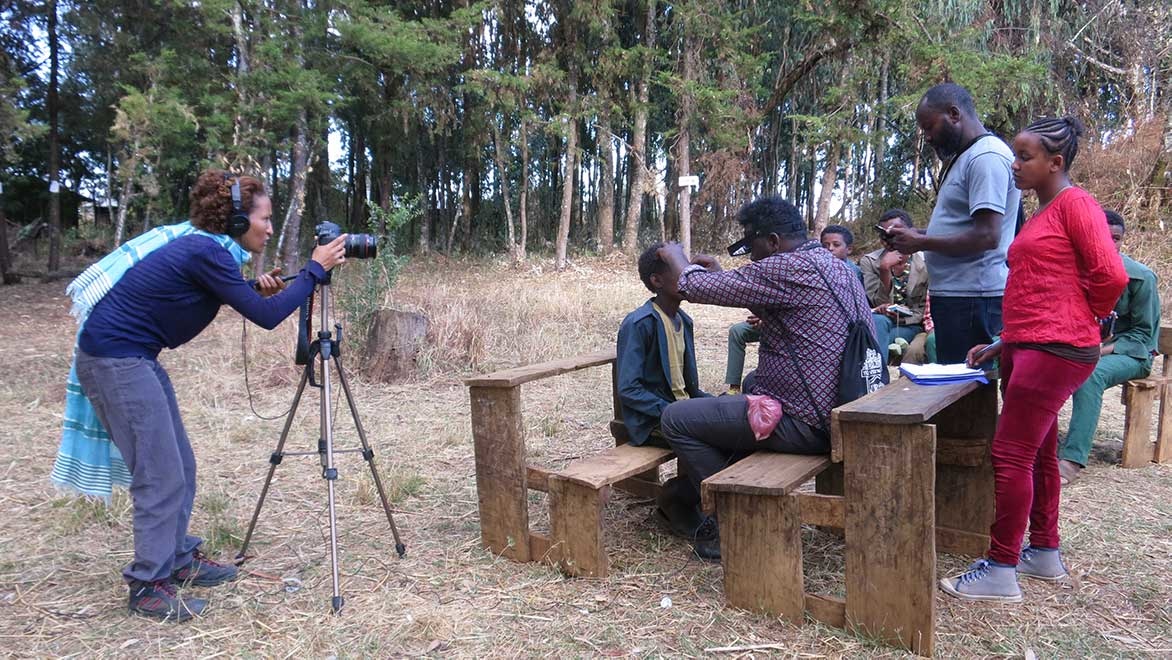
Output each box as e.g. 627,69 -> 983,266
1022,117 -> 1085,171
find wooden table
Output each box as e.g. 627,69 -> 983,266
831,377 -> 998,656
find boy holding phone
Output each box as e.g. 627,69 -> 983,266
860,209 -> 930,359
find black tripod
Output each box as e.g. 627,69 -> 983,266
236,276 -> 405,614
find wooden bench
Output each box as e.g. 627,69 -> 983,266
701,452 -> 836,623
1120,325 -> 1172,467
695,376 -> 997,657
465,348 -> 675,578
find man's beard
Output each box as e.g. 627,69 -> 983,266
932,123 -> 965,160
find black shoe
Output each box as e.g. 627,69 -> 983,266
655,478 -> 704,539
172,549 -> 238,587
128,580 -> 207,622
691,516 -> 721,562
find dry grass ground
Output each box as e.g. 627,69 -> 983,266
0,251 -> 1170,658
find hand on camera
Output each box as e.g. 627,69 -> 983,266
312,235 -> 348,271
256,267 -> 286,297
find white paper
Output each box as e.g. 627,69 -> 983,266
899,363 -> 985,379
49,180 -> 61,193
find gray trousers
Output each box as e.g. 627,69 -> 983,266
660,372 -> 829,502
76,350 -> 201,584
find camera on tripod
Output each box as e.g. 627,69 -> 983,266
315,220 -> 377,260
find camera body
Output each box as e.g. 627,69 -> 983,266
315,221 -> 377,259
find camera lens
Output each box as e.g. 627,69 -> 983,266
344,234 -> 377,259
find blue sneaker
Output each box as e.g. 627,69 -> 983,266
1017,546 -> 1068,581
172,550 -> 238,587
939,559 -> 1022,602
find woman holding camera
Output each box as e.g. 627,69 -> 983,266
940,118 -> 1126,603
56,169 -> 346,621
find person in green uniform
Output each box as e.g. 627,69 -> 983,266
1059,210 -> 1161,484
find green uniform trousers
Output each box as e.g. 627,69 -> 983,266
1060,353 -> 1151,467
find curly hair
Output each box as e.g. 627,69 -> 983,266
189,169 -> 267,234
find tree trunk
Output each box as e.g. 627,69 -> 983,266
416,129 -> 430,254
814,142 -> 841,231
280,110 -> 310,273
677,26 -> 697,257
787,122 -> 799,201
231,0 -> 250,149
47,0 -> 61,272
620,0 -> 658,253
518,119 -> 529,261
597,119 -> 615,253
351,128 -> 368,230
113,170 -> 136,248
555,74 -> 578,271
492,121 -> 518,261
0,197 -> 12,284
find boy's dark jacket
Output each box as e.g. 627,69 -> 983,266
616,299 -> 710,445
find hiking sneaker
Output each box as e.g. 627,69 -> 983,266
128,580 -> 207,622
1017,546 -> 1068,581
172,550 -> 238,587
691,516 -> 721,562
939,559 -> 1022,602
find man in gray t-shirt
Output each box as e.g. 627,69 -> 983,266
889,83 -> 1021,363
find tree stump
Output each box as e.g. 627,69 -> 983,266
363,309 -> 428,382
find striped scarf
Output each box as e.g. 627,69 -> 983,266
50,221 -> 250,500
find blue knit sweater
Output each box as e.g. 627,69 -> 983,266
79,235 -> 325,359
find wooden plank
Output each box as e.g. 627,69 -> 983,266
613,475 -> 662,499
1121,383 -> 1156,468
470,386 -> 530,561
798,493 -> 844,528
1158,325 -> 1172,357
464,349 -> 616,388
844,420 -> 936,657
805,593 -> 846,629
932,385 -> 996,542
935,437 -> 988,467
830,409 -> 844,463
717,492 -> 805,623
557,444 -> 674,489
548,477 -> 608,577
703,452 -> 831,497
836,379 -> 980,425
529,532 -> 557,563
526,466 -> 551,493
935,526 -> 989,557
1156,382 -> 1172,464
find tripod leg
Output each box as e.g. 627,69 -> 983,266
334,356 -> 406,557
236,368 -> 310,566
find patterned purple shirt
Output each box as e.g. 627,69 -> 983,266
679,240 -> 874,429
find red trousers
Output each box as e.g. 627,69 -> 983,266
988,345 -> 1095,565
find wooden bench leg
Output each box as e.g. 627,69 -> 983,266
548,476 -> 609,578
1156,383 -> 1172,464
844,421 -> 936,657
716,491 -> 804,623
1122,383 -> 1157,468
470,386 -> 531,561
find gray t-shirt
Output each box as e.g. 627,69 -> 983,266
924,135 -> 1020,297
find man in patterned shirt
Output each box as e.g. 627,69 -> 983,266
657,196 -> 873,560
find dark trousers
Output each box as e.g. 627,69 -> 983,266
659,374 -> 829,503
75,351 -> 201,584
930,295 -> 1003,364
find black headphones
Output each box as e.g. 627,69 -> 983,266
224,173 -> 251,238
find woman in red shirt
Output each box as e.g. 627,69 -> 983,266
940,117 -> 1127,602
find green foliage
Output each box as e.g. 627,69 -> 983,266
334,196 -> 420,355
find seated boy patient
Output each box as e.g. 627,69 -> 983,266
616,242 -> 711,538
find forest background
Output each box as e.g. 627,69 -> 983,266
0,0 -> 1169,279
